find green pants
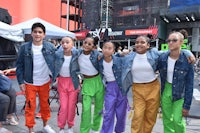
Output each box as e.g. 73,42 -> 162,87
80,75 -> 104,133
161,82 -> 186,133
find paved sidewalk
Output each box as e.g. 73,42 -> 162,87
3,100 -> 200,133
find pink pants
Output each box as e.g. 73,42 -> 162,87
57,76 -> 79,128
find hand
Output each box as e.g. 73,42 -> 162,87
182,109 -> 189,117
3,69 -> 11,75
19,84 -> 26,92
187,56 -> 196,64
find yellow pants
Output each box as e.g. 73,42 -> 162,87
131,79 -> 160,133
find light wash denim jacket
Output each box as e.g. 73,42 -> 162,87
121,48 -> 192,95
77,49 -> 101,72
121,48 -> 160,94
16,41 -> 56,85
54,48 -> 80,89
99,55 -> 123,93
158,51 -> 194,110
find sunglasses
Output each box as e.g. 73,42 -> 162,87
166,39 -> 178,43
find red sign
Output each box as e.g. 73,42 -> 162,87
125,27 -> 158,36
74,30 -> 90,40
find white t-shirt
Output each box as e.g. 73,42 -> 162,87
167,56 -> 176,83
131,53 -> 156,83
32,43 -> 50,85
59,55 -> 72,77
103,60 -> 115,82
78,53 -> 98,75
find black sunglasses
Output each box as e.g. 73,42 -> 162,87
166,39 -> 178,43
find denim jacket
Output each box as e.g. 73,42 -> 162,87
99,55 -> 123,93
54,49 -> 80,89
121,48 -> 193,95
77,49 -> 101,72
158,51 -> 194,110
16,41 -> 56,85
121,48 -> 160,94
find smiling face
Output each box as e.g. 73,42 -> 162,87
102,42 -> 115,58
82,37 -> 95,53
135,36 -> 150,54
167,32 -> 183,51
31,27 -> 46,45
60,37 -> 74,53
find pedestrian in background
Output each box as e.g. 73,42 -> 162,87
16,22 -> 56,133
0,70 -> 18,133
54,36 -> 80,133
99,41 -> 128,133
78,33 -> 104,133
158,32 -> 194,133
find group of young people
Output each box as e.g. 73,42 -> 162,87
0,22 -> 194,133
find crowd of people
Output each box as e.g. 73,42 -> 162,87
0,22 -> 196,133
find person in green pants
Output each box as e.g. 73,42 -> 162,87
77,33 -> 104,133
158,31 -> 194,133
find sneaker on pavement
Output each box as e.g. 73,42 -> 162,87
43,125 -> 56,133
35,113 -> 41,118
0,127 -> 12,133
90,130 -> 99,133
6,117 -> 18,126
59,129 -> 65,133
68,128 -> 73,133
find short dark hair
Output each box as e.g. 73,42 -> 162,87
31,22 -> 46,33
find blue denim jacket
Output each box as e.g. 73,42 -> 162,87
16,41 -> 56,85
54,49 -> 80,89
99,55 -> 123,93
77,49 -> 101,72
121,48 -> 160,94
121,48 -> 193,95
158,51 -> 194,110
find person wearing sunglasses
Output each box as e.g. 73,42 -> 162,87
158,32 -> 194,133
121,34 -> 195,133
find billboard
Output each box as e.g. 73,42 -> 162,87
170,0 -> 200,9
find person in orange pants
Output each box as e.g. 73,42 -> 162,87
16,22 -> 56,133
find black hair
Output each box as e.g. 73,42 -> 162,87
85,33 -> 99,46
31,22 -> 46,33
179,29 -> 188,39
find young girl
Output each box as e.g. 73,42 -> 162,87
99,41 -> 127,133
78,34 -> 104,133
55,36 -> 80,133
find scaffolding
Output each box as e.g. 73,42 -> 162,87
60,0 -> 82,31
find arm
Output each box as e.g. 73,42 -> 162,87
183,63 -> 194,116
181,49 -> 196,64
3,68 -> 16,75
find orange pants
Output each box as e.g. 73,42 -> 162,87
25,82 -> 51,128
131,79 -> 160,133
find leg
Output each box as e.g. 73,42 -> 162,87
131,84 -> 146,133
92,77 -> 104,131
80,94 -> 93,133
115,85 -> 128,133
57,77 -> 69,129
4,87 -> 16,115
161,82 -> 175,133
25,84 -> 37,129
172,98 -> 186,133
101,82 -> 117,133
143,80 -> 160,133
37,82 -> 51,126
67,86 -> 79,127
0,92 -> 10,122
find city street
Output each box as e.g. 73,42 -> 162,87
3,74 -> 200,133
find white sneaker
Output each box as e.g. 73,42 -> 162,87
0,127 -> 12,133
90,130 -> 99,133
68,128 -> 73,133
43,125 -> 56,133
59,129 -> 65,133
